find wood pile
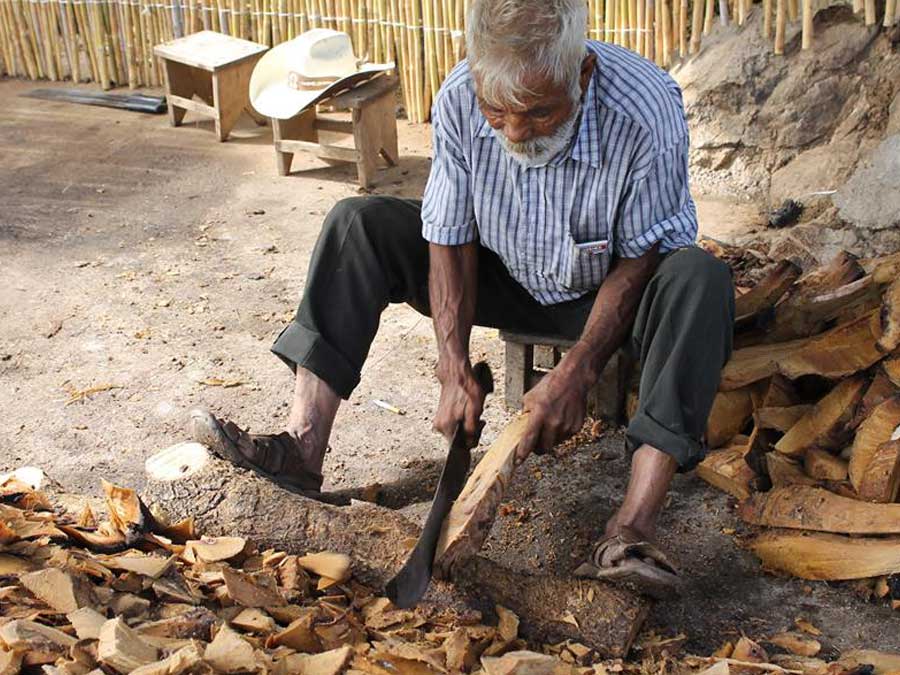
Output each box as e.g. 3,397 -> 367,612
0,469 -> 636,674
696,248 -> 900,602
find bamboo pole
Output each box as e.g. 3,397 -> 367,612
885,0 -> 897,25
604,0 -> 613,41
801,0 -> 812,48
703,0 -> 713,32
762,0 -> 771,37
659,0 -> 669,64
787,0 -> 797,23
864,0 -> 874,23
678,0 -> 686,57
690,0 -> 702,52
717,0 -> 728,25
774,0 -> 785,54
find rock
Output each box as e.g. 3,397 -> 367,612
834,135 -> 900,232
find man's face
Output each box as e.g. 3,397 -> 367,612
476,74 -> 577,146
474,54 -> 596,167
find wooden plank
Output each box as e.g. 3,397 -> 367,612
167,94 -> 216,118
153,30 -> 267,72
326,73 -> 399,109
739,485 -> 900,534
434,414 -> 530,578
774,376 -> 867,457
734,259 -> 801,322
697,443 -> 757,499
749,530 -> 900,580
849,395 -> 900,491
857,439 -> 900,503
314,118 -> 355,134
707,387 -> 755,449
275,139 -> 360,163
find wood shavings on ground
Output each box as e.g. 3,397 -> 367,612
1,471 -> 898,673
62,383 -> 123,405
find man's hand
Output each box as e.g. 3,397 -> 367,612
515,356 -> 591,462
433,361 -> 486,445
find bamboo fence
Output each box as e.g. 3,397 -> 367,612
0,0 -> 897,121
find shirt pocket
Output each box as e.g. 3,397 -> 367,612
563,232 -> 612,292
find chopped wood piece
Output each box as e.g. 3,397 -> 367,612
707,388 -> 756,449
221,566 -> 285,608
136,607 -> 218,641
857,439 -> 900,503
295,552 -> 352,584
733,637 -> 769,664
740,486 -> 900,534
697,445 -> 757,500
19,567 -> 92,613
766,275 -> 881,344
735,260 -> 802,321
270,610 -> 321,652
435,414 -> 531,577
231,608 -> 277,634
770,654 -> 828,674
884,355 -> 900,388
775,377 -> 867,457
483,649 -> 582,674
723,312 -> 883,390
444,627 -> 485,673
273,645 -> 354,675
755,405 -> 813,433
129,642 -> 204,675
68,607 -> 109,640
77,503 -> 98,528
852,371 -> 898,428
804,448 -> 849,481
838,650 -> 900,674
204,625 -> 258,674
0,650 -> 22,675
766,454 -> 820,488
749,531 -> 900,580
849,395 -> 900,491
97,617 -> 159,673
0,553 -> 33,574
102,479 -> 150,544
0,619 -> 77,651
768,632 -> 821,657
57,524 -> 127,553
496,605 -> 520,642
183,536 -> 247,563
879,279 -> 900,353
100,553 -> 174,578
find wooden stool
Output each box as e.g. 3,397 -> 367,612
154,31 -> 268,142
271,74 -> 400,189
500,331 -> 630,423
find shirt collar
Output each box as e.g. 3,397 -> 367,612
472,71 -> 601,169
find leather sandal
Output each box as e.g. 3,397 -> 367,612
573,530 -> 683,600
189,409 -> 348,505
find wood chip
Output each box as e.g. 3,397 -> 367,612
296,552 -> 352,584
68,606 -> 109,640
183,536 -> 248,563
204,625 -> 259,673
221,566 -> 286,607
98,617 -> 160,674
768,632 -> 821,657
273,645 -> 354,675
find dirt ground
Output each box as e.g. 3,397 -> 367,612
1,80 -> 897,655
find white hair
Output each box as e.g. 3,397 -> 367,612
466,0 -> 588,108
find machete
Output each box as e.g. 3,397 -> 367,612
385,361 -> 494,608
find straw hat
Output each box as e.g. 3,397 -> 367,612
249,29 -> 394,119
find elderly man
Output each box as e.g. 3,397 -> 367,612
192,0 -> 734,597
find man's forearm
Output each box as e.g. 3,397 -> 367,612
429,242 -> 479,379
563,245 -> 662,387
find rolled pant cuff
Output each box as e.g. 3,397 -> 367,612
625,412 -> 706,472
270,320 -> 360,400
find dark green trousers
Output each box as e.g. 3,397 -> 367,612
272,196 -> 735,470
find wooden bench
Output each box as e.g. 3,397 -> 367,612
271,74 -> 400,189
154,31 -> 268,142
500,331 -> 630,423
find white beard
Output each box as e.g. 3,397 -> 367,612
493,98 -> 583,169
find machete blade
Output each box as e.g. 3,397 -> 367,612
385,362 -> 494,608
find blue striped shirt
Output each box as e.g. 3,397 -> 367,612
421,40 -> 698,306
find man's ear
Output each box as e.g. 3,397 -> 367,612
579,53 -> 596,96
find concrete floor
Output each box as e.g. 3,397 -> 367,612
1,79 -> 897,655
